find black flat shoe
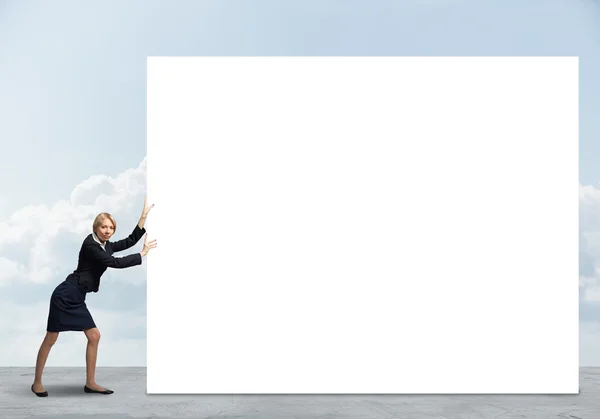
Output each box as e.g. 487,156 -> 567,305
84,385 -> 114,394
31,384 -> 48,397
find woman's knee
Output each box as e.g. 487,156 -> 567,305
44,332 -> 59,346
84,328 -> 101,344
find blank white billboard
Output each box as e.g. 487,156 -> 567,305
146,56 -> 578,394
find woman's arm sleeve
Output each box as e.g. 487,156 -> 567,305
83,242 -> 142,268
110,225 -> 146,253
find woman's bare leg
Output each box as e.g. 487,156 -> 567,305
33,332 -> 59,392
83,328 -> 109,391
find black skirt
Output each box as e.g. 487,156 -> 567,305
46,280 -> 96,332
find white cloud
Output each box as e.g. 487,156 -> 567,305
584,286 -> 600,303
0,157 -> 148,286
578,183 -> 600,366
580,183 -> 600,305
0,257 -> 23,283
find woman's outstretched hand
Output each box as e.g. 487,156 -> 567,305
142,196 -> 155,218
141,235 -> 157,257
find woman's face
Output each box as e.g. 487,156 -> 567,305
97,218 -> 115,241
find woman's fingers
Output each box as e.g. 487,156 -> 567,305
145,239 -> 157,248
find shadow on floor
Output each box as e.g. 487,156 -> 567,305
26,384 -> 98,398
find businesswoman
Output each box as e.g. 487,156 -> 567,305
31,197 -> 157,397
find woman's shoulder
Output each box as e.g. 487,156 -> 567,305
81,233 -> 95,246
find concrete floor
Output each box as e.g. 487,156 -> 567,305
1,367 -> 599,418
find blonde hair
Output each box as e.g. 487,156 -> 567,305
93,212 -> 117,233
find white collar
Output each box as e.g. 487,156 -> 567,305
92,231 -> 106,250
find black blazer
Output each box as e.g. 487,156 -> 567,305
66,225 -> 146,293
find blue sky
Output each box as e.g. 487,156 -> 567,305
1,0 -> 600,366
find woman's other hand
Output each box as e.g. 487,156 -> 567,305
141,235 -> 157,257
